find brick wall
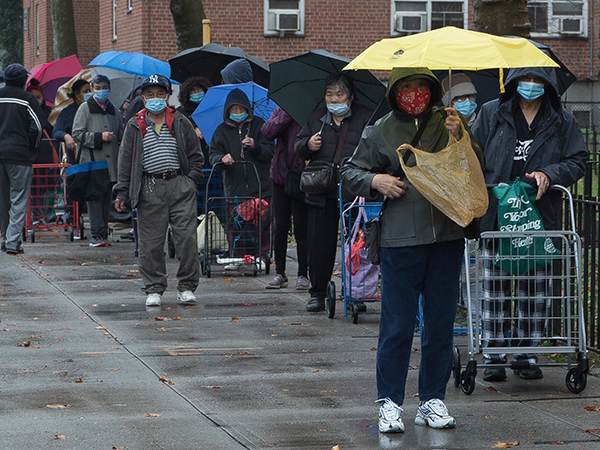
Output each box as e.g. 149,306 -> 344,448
73,0 -> 99,66
23,0 -> 54,70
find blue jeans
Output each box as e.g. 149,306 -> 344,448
377,239 -> 463,405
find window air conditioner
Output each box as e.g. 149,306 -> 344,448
274,11 -> 300,31
559,17 -> 583,34
394,13 -> 426,33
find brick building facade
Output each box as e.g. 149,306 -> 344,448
22,0 -> 600,93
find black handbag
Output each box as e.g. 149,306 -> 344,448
65,148 -> 110,202
300,121 -> 347,195
364,114 -> 431,264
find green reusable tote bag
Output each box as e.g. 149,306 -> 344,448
492,178 -> 560,275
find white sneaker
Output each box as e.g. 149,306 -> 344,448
177,290 -> 197,304
145,293 -> 162,306
415,399 -> 456,429
377,398 -> 404,433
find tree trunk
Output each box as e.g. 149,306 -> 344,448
0,0 -> 24,67
170,0 -> 206,51
473,0 -> 531,37
50,0 -> 78,59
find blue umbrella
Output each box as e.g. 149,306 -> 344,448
191,82 -> 277,145
88,51 -> 171,79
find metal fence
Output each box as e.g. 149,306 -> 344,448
564,101 -> 600,353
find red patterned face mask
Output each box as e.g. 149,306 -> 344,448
396,88 -> 431,116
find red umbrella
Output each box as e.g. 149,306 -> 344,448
27,55 -> 82,108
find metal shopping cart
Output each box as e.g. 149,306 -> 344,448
200,161 -> 271,277
327,195 -> 382,324
25,162 -> 81,242
454,185 -> 588,394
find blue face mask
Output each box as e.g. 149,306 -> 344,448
229,112 -> 248,123
327,101 -> 350,117
145,98 -> 167,114
517,81 -> 545,101
189,92 -> 205,104
453,98 -> 477,119
93,89 -> 110,102
83,92 -> 93,102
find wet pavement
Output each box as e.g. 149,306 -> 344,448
1,235 -> 599,449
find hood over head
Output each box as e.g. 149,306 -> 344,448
223,88 -> 253,122
221,59 -> 253,84
386,67 -> 442,119
502,66 -> 561,111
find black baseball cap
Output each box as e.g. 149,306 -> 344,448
140,74 -> 172,95
4,63 -> 30,81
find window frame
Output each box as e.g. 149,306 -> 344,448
390,0 -> 467,36
112,0 -> 118,41
127,0 -> 133,13
528,0 -> 587,38
264,0 -> 305,37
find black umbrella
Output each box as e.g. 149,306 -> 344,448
169,43 -> 270,88
433,37 -> 576,108
268,50 -> 386,128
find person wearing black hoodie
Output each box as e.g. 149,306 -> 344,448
0,64 -> 45,254
209,88 -> 274,261
472,66 -> 588,382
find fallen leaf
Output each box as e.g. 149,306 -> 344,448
75,378 -> 83,383
154,317 -> 169,321
524,431 -> 537,436
54,433 -> 67,440
370,347 -> 377,351
222,277 -> 234,281
155,327 -> 171,332
112,447 -> 126,449
46,404 -> 70,409
485,416 -> 497,419
484,386 -> 498,392
585,429 -> 600,433
171,317 -> 181,320
95,326 -> 107,330
312,369 -> 325,373
492,441 -> 519,448
205,385 -> 221,389
584,405 -> 600,411
17,369 -> 37,373
549,442 -> 567,445
236,351 -> 248,355
323,389 -> 337,393
146,413 -> 161,417
17,341 -> 31,347
332,446 -> 340,450
231,317 -> 239,322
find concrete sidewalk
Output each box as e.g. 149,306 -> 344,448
1,237 -> 599,449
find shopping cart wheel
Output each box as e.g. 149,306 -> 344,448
69,229 -> 75,241
167,229 -> 175,258
30,230 -> 35,243
352,305 -> 359,324
199,254 -> 206,275
22,227 -> 27,242
326,281 -> 336,319
206,266 -> 211,278
452,347 -> 461,388
460,371 -> 475,395
566,368 -> 587,394
264,253 -> 271,275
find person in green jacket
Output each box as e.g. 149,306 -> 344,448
341,67 -> 483,434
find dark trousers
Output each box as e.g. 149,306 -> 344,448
307,198 -> 339,298
377,240 -> 463,405
271,182 -> 308,277
87,183 -> 113,240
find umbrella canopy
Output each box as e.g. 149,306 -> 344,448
89,51 -> 170,79
268,50 -> 386,128
344,27 -> 559,71
49,67 -> 145,125
27,54 -> 82,107
191,81 -> 276,145
169,43 -> 270,88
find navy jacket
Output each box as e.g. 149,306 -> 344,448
472,67 -> 588,231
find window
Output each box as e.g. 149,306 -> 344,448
127,0 -> 133,13
391,0 -> 465,36
527,1 -> 586,36
264,0 -> 305,37
112,0 -> 118,41
24,8 -> 30,41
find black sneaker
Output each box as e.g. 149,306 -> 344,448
514,367 -> 543,379
483,367 -> 507,381
306,296 -> 325,312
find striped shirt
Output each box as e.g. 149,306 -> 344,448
141,120 -> 179,173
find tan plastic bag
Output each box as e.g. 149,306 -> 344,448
397,123 -> 488,228
197,211 -> 228,253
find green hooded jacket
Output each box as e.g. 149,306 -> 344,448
340,67 -> 483,248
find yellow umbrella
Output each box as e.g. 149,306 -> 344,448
344,27 -> 559,71
344,27 -> 559,93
